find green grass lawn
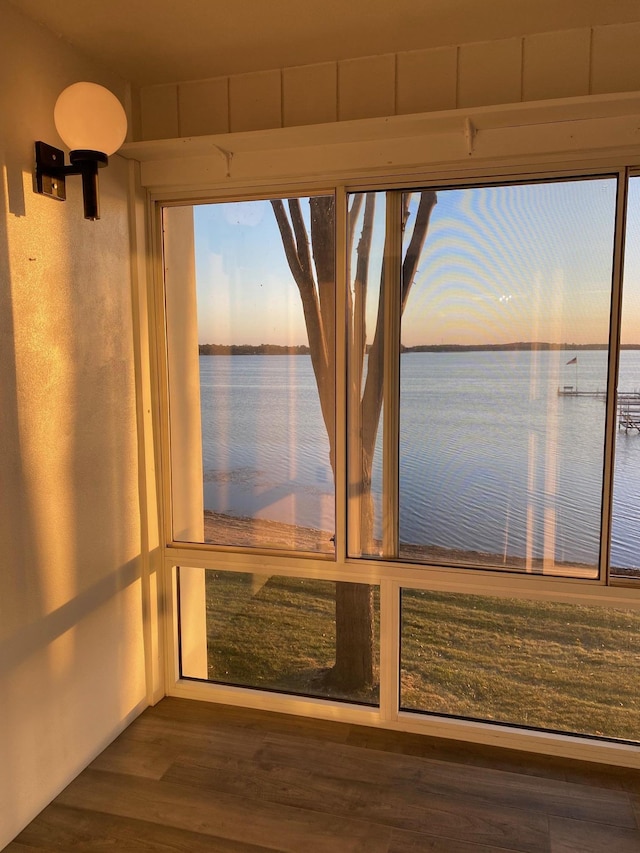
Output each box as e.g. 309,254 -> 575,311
205,571 -> 380,704
401,590 -> 640,740
204,571 -> 640,741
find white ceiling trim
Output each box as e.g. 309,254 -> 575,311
120,93 -> 640,193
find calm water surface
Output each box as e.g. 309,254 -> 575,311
199,351 -> 640,570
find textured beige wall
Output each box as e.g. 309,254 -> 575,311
139,21 -> 640,139
0,4 -> 147,847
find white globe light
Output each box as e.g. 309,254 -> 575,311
54,82 -> 127,156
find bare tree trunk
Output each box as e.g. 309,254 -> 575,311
331,583 -> 374,690
270,191 -> 437,693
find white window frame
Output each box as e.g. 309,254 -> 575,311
123,94 -> 640,767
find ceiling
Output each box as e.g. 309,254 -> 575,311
10,0 -> 640,88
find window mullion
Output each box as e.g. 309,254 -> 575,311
335,186 -> 348,562
379,578 -> 400,722
601,168 -> 629,585
382,191 -> 402,558
346,191 -> 364,559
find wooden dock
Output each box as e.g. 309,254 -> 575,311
557,387 -> 606,398
619,396 -> 640,432
557,387 -> 640,432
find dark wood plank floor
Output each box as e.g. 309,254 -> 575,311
8,697 -> 640,852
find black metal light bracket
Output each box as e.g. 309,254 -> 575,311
35,141 -> 108,220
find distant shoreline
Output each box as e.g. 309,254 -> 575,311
203,510 -> 639,577
202,511 -> 614,578
402,342 -> 640,353
199,342 -> 640,356
199,344 -> 311,356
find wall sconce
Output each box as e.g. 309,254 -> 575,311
35,82 -> 127,221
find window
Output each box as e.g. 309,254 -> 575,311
160,167 -> 640,749
347,179 -> 619,579
164,197 -> 335,554
180,567 -> 380,705
165,196 -> 380,705
400,589 -> 640,741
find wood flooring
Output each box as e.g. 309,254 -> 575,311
8,697 -> 640,852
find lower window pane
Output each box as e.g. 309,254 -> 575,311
401,588 -> 640,742
181,568 -> 380,705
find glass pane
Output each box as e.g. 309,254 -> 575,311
347,191 -> 386,557
611,176 -> 640,579
398,179 -> 617,577
401,588 -> 640,742
163,197 -> 335,553
180,568 -> 380,705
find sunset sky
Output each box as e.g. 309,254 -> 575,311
192,176 -> 640,348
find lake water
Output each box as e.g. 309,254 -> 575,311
199,351 -> 640,571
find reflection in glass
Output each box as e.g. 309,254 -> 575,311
401,588 -> 640,742
180,568 -> 380,705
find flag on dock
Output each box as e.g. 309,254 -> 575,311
566,356 -> 578,365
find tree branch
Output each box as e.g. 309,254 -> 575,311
354,193 -> 376,368
310,196 -> 335,287
360,190 -> 435,463
347,193 -> 364,262
288,198 -> 314,282
270,199 -> 306,284
310,197 -> 336,367
401,190 -> 437,312
270,199 -> 328,382
270,198 -> 333,469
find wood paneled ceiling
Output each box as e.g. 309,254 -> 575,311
9,0 -> 640,86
